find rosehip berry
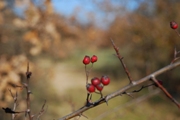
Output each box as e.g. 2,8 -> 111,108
101,75 -> 110,86
96,84 -> 104,91
155,80 -> 163,87
91,77 -> 101,86
86,84 -> 95,93
83,55 -> 91,65
91,55 -> 98,63
170,21 -> 178,29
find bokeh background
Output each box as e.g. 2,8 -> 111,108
0,0 -> 180,119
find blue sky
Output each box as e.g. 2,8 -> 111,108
51,0 -> 140,28
13,0 -> 140,29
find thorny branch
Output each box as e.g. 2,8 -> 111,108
151,76 -> 180,109
3,62 -> 47,120
9,89 -> 18,120
58,40 -> 180,120
36,100 -> 47,119
110,39 -> 133,83
2,90 -> 25,119
24,62 -> 33,120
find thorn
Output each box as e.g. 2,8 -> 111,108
174,47 -> 177,58
23,83 -> 28,87
81,113 -> 88,119
105,98 -> 108,106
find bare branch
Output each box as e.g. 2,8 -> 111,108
24,62 -> 33,120
110,39 -> 133,83
36,100 -> 47,119
151,76 -> 180,109
8,89 -> 18,120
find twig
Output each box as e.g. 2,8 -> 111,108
36,100 -> 47,119
85,63 -> 94,84
151,76 -> 180,109
110,39 -> 133,83
24,62 -> 33,120
175,29 -> 180,36
3,90 -> 25,119
122,83 -> 155,98
171,47 -> 180,64
8,89 -> 18,120
58,61 -> 180,120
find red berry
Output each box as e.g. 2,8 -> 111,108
96,84 -> 103,91
83,55 -> 91,65
101,75 -> 110,86
86,84 -> 95,93
155,80 -> 163,87
91,77 -> 101,86
91,55 -> 98,63
170,21 -> 178,29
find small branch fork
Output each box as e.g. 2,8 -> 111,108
110,39 -> 133,83
58,40 -> 180,120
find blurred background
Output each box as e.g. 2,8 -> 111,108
0,0 -> 180,119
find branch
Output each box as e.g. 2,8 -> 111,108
110,39 -> 133,83
151,76 -> 180,109
24,62 -> 33,120
8,89 -> 18,120
36,100 -> 47,119
58,61 -> 180,120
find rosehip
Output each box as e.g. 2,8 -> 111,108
170,21 -> 178,29
86,84 -> 95,93
101,75 -> 110,86
155,80 -> 163,87
91,55 -> 98,63
96,84 -> 104,91
91,77 -> 101,86
83,55 -> 91,65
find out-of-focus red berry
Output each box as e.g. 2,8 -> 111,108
91,55 -> 98,63
83,55 -> 91,65
96,84 -> 104,91
86,84 -> 95,93
170,21 -> 178,29
101,75 -> 110,86
91,77 -> 101,86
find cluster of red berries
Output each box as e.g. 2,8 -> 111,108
83,55 -> 98,65
170,21 -> 178,29
82,55 -> 111,93
86,76 -> 110,93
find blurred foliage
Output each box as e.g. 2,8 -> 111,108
0,0 -> 180,119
